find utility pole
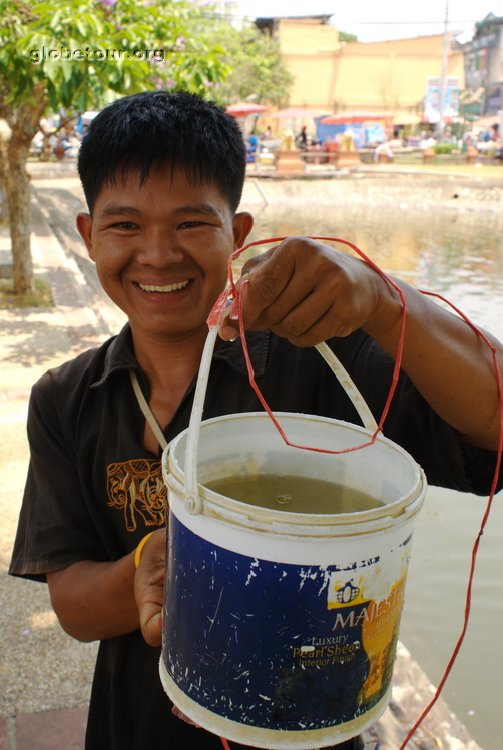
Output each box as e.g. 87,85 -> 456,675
438,0 -> 450,140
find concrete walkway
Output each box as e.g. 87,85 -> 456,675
0,192 -> 123,750
0,170 -> 484,749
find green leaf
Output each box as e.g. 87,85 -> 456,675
49,9 -> 63,31
47,80 -> 58,111
42,56 -> 61,85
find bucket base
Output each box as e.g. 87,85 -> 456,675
159,657 -> 389,749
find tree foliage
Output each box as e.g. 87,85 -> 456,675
204,21 -> 293,108
339,31 -> 358,43
0,0 -> 229,294
0,0 -> 294,295
0,0 -> 229,114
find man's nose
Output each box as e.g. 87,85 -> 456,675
137,229 -> 184,264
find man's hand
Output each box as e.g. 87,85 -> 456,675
133,528 -> 166,647
218,237 -> 393,347
218,235 -> 503,451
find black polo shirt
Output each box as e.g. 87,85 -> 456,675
9,324 -> 499,750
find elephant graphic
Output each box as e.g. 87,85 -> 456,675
107,458 -> 167,532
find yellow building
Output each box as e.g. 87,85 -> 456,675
259,16 -> 465,124
331,35 -> 465,123
274,16 -> 342,111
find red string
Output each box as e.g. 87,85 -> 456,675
397,290 -> 503,749
207,236 -> 503,748
218,235 -> 407,454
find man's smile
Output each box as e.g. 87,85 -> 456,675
137,280 -> 190,293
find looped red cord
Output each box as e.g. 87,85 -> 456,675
208,236 -> 503,749
397,290 -> 502,749
210,236 -> 407,454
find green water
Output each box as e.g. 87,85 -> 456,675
204,473 -> 384,514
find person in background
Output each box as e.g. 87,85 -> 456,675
374,141 -> 394,163
246,132 -> 259,163
282,126 -> 295,149
297,124 -> 308,149
9,90 -> 503,750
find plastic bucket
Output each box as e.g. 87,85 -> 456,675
160,409 -> 426,749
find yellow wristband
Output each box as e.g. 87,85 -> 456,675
134,532 -> 154,569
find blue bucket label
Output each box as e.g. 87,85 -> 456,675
162,512 -> 408,731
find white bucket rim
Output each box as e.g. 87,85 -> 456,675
163,411 -> 426,532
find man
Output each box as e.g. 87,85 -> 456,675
9,91 -> 502,750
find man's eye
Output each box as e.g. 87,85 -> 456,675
111,221 -> 138,230
179,220 -> 205,229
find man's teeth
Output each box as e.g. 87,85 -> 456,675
139,280 -> 189,293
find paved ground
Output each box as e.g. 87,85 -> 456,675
0,182 -> 124,750
0,163 -> 486,749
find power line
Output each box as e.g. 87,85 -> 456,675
204,10 -> 493,25
331,20 -> 482,25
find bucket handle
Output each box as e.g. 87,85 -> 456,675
183,326 -> 378,515
184,326 -> 220,515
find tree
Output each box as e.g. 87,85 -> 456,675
0,0 -> 228,295
339,31 -> 358,43
200,21 -> 293,109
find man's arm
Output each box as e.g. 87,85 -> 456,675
47,528 -> 165,643
219,237 -> 502,451
364,276 -> 501,450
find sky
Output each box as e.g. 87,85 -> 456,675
233,1 -> 499,43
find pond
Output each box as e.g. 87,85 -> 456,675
240,189 -> 503,333
240,181 -> 503,750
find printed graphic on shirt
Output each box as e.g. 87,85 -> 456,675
107,458 -> 166,532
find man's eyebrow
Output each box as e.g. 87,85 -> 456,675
100,204 -> 142,217
173,203 -> 221,217
99,203 -> 221,218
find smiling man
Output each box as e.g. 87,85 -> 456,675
9,91 -> 503,750
76,168 -> 251,345
75,163 -> 252,454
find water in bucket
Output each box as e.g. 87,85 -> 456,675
205,474 -> 385,514
160,405 -> 426,749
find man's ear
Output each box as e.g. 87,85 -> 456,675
76,212 -> 95,260
232,211 -> 254,249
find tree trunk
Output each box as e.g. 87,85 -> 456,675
8,135 -> 34,294
6,88 -> 47,295
0,135 -> 9,224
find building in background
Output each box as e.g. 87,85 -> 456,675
256,15 -> 465,132
255,15 -> 342,116
424,76 -> 461,125
330,35 -> 463,128
462,13 -> 503,119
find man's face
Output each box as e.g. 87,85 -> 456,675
77,163 -> 252,342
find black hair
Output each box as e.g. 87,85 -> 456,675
77,90 -> 246,213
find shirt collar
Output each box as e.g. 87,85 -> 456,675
91,323 -> 270,388
91,324 -> 137,388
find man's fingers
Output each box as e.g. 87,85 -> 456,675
240,245 -> 276,276
219,237 -> 381,345
135,570 -> 164,646
139,605 -> 163,647
221,240 -> 299,337
218,248 -> 291,340
133,528 -> 166,647
240,240 -> 298,325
